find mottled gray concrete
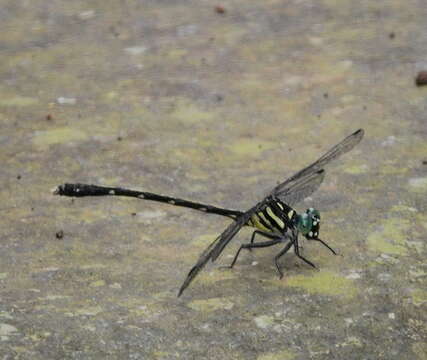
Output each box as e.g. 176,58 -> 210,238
0,0 -> 426,359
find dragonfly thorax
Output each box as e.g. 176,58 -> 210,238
296,208 -> 320,239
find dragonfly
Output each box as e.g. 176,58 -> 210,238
54,129 -> 364,296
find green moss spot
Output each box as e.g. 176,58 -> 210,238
188,297 -> 234,312
151,351 -> 170,359
390,205 -> 417,213
32,127 -> 89,148
171,98 -> 214,125
0,96 -> 38,106
344,164 -> 368,174
75,306 -> 103,316
285,271 -> 357,298
411,289 -> 427,306
367,218 -> 409,255
90,280 -> 106,287
191,233 -> 216,248
228,138 -> 276,157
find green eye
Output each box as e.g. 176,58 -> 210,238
297,213 -> 312,235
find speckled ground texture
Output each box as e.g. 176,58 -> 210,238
1,0 -> 426,359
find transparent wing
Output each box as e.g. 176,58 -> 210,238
271,129 -> 364,202
274,169 -> 325,206
178,205 -> 260,296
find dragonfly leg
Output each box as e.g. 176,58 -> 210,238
274,240 -> 294,279
311,238 -> 337,255
228,236 -> 281,269
294,243 -> 317,269
249,230 -> 282,250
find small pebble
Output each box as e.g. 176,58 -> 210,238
214,5 -> 226,14
415,71 -> 427,86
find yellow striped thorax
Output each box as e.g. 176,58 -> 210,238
246,199 -> 296,234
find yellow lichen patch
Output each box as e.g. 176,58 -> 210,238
129,303 -> 164,320
170,98 -> 214,125
104,91 -> 119,100
367,218 -> 409,255
213,24 -> 247,46
343,164 -> 369,175
415,213 -> 427,231
32,127 -> 89,148
390,205 -> 418,213
187,297 -> 234,312
78,208 -> 113,223
339,336 -> 363,348
172,147 -> 210,166
190,233 -> 217,248
411,289 -> 427,306
89,280 -> 106,287
257,350 -> 296,360
0,96 -> 38,107
79,264 -> 107,270
40,295 -> 71,301
166,48 -> 187,59
228,138 -> 276,157
151,351 -> 170,359
380,164 -> 409,175
284,271 -> 357,298
74,306 -> 103,316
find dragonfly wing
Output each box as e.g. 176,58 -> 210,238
178,130 -> 364,295
271,129 -> 364,203
274,169 -> 325,206
178,206 -> 259,296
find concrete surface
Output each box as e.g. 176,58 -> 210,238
0,0 -> 426,359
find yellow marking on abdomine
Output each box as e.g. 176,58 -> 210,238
277,202 -> 284,210
266,207 -> 285,229
258,212 -> 273,228
288,210 -> 294,219
250,214 -> 271,232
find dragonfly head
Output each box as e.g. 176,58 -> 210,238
296,208 -> 320,239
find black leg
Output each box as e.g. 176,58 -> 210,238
274,241 -> 294,278
311,238 -> 337,255
249,230 -> 282,247
229,238 -> 281,268
294,243 -> 317,269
